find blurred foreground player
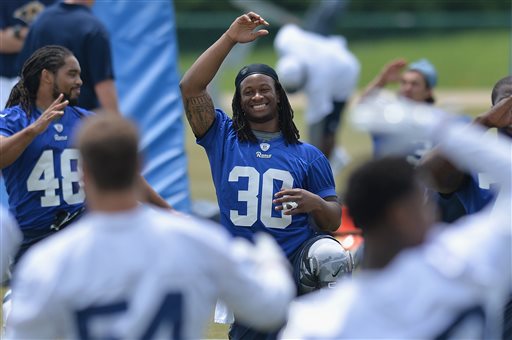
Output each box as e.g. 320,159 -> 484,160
281,96 -> 511,339
420,76 -> 512,222
6,114 -> 294,339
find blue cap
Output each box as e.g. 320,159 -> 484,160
408,59 -> 437,88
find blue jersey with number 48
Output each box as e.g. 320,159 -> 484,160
198,109 -> 337,256
0,105 -> 92,243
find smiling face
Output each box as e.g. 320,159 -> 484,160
239,74 -> 280,131
51,55 -> 82,106
399,70 -> 432,103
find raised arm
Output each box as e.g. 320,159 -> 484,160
360,59 -> 407,99
179,12 -> 269,138
434,118 -> 511,199
353,92 -> 511,193
419,95 -> 512,194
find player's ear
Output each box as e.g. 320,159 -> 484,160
41,69 -> 54,84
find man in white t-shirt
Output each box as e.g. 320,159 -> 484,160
274,24 -> 360,175
6,114 -> 295,339
281,97 -> 511,339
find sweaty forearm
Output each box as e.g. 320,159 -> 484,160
0,127 -> 38,168
180,34 -> 236,94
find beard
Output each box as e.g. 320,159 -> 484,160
53,84 -> 79,106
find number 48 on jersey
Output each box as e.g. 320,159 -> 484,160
27,149 -> 84,207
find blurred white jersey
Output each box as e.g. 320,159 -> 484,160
7,206 -> 294,339
1,205 -> 21,281
281,114 -> 512,339
274,24 -> 360,124
282,209 -> 511,339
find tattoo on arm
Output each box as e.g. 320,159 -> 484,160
184,93 -> 215,138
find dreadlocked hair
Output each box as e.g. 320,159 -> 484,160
231,80 -> 300,145
5,45 -> 73,115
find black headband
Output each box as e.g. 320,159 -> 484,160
235,64 -> 279,88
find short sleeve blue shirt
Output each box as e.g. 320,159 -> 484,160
0,105 -> 93,243
197,109 -> 337,256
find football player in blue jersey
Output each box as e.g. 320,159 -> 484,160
180,12 -> 352,340
0,45 -> 170,264
0,45 -> 89,262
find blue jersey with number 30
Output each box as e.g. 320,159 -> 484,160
198,109 -> 337,256
0,105 -> 92,241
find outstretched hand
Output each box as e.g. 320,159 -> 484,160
32,94 -> 68,135
225,12 -> 269,44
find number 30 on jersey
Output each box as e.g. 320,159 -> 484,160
229,166 -> 294,229
27,149 -> 84,207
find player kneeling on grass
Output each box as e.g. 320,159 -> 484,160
179,12 -> 352,339
6,114 -> 295,339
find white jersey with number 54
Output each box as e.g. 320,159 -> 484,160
7,206 -> 294,339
